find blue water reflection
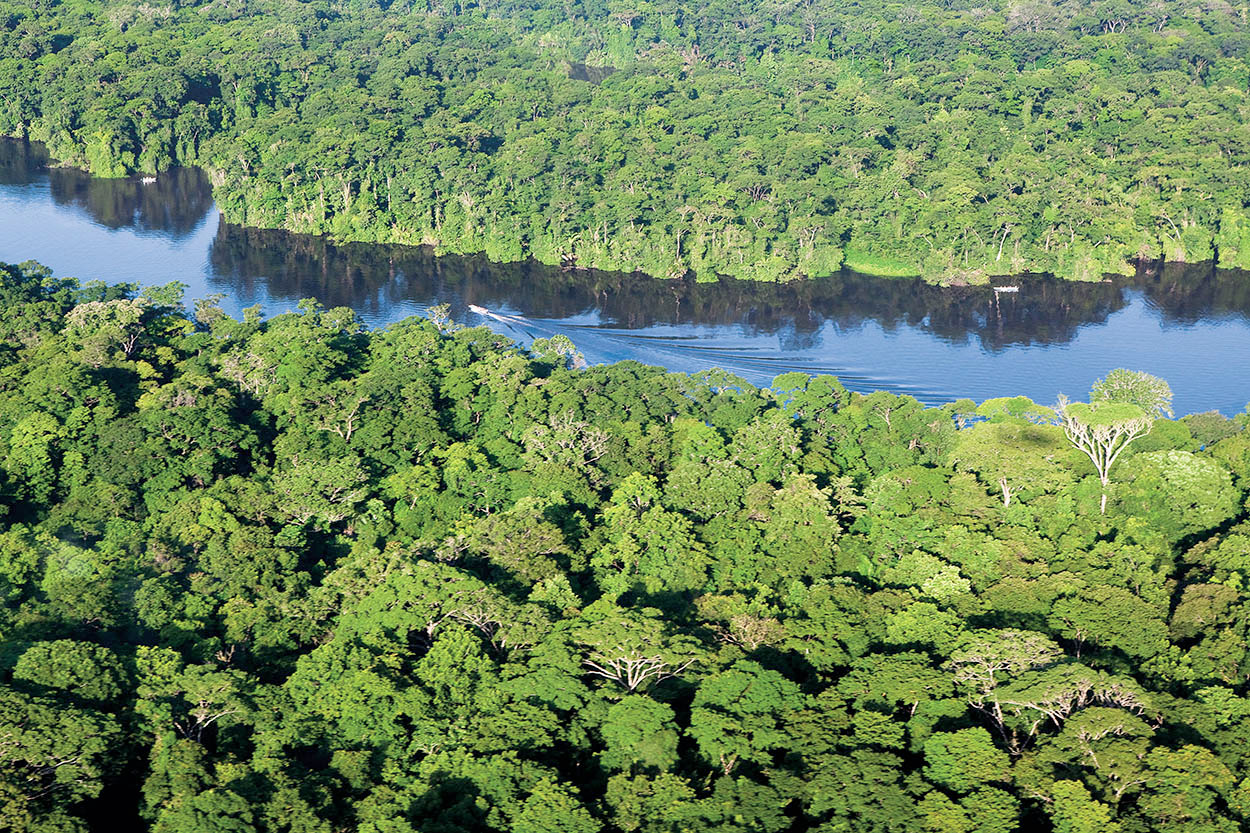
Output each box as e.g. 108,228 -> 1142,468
2,138 -> 1247,414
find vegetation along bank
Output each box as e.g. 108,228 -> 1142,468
3,0 -> 1250,282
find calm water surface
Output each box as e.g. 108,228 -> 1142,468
2,138 -> 1249,414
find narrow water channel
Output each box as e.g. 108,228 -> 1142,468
2,138 -> 1248,414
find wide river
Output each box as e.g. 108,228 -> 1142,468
2,138 -> 1249,414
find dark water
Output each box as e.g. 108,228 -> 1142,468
2,138 -> 1249,414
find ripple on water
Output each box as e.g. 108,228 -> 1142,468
2,137 -> 1250,413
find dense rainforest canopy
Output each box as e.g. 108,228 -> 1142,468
3,257 -> 1250,831
2,0 -> 1250,281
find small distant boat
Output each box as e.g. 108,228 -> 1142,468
468,304 -> 525,324
993,285 -> 1019,293
140,176 -> 157,185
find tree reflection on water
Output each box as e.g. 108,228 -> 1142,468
206,221 -> 1250,352
0,138 -> 212,238
4,136 -> 1248,358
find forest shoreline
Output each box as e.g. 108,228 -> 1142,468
6,0 -> 1250,286
4,132 -> 1238,292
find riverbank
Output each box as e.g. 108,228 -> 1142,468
5,143 -> 1250,415
9,133 -> 1247,291
4,0 -> 1249,287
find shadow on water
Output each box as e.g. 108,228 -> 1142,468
0,137 -> 48,186
4,136 -> 1246,353
206,222 -> 1250,353
0,138 -> 213,237
1135,260 -> 1250,325
48,166 -> 213,238
3,136 -> 1250,410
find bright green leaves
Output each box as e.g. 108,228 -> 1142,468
134,654 -> 257,746
151,787 -> 258,833
39,538 -> 123,627
82,126 -> 136,178
806,749 -> 919,829
923,728 -> 1011,792
748,474 -> 841,581
603,772 -> 699,833
0,686 -> 123,831
521,411 -> 610,504
465,494 -> 572,586
883,550 -> 971,604
1032,707 -> 1154,805
62,297 -> 150,367
6,258 -> 1250,833
1057,394 -> 1155,514
728,411 -> 802,485
1047,781 -> 1122,833
688,661 -> 805,774
1116,450 -> 1240,543
883,601 -> 964,653
847,707 -> 904,750
917,788 -> 1019,833
952,419 -> 1077,510
1137,745 -> 1238,830
12,640 -> 129,704
1091,369 -> 1174,419
1048,586 -> 1170,660
574,600 -> 703,693
599,696 -> 680,773
592,473 -> 709,597
975,396 -> 1056,425
0,525 -> 41,604
512,779 -> 599,833
270,453 -> 369,529
4,411 -> 61,505
414,625 -> 497,713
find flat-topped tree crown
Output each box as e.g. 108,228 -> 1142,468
975,396 -> 1056,425
1062,400 -> 1152,427
1057,393 -> 1156,515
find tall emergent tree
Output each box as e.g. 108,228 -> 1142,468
1056,396 -> 1154,515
